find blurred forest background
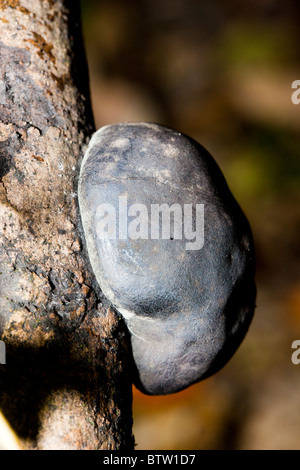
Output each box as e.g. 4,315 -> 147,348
81,0 -> 300,450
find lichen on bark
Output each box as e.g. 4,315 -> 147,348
0,0 -> 134,450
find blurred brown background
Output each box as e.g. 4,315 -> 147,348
81,0 -> 300,450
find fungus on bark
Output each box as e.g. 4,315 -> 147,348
79,122 -> 256,395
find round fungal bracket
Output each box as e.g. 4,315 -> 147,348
78,122 -> 256,395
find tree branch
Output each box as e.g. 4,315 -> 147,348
0,0 -> 133,450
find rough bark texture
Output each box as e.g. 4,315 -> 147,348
0,0 -> 134,450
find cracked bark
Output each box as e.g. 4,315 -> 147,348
0,0 -> 134,450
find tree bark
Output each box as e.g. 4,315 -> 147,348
0,0 -> 134,450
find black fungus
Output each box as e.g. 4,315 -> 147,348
78,122 -> 256,395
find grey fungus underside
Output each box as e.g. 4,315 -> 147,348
78,122 -> 256,395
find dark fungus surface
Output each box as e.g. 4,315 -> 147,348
78,122 -> 256,395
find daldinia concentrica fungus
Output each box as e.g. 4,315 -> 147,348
78,122 -> 256,395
